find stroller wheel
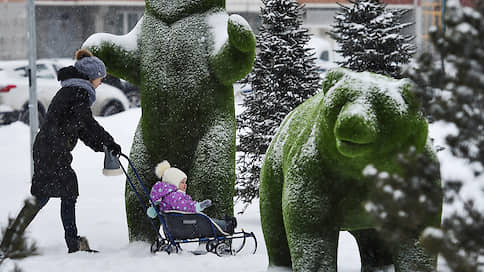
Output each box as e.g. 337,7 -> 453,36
150,241 -> 159,253
163,244 -> 178,254
150,239 -> 160,253
206,240 -> 218,253
215,242 -> 232,257
150,238 -> 166,253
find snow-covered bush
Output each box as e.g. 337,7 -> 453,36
402,0 -> 484,270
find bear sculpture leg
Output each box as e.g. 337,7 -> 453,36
259,158 -> 292,268
188,110 -> 236,219
350,229 -> 394,272
124,123 -> 160,242
283,160 -> 341,271
393,238 -> 436,272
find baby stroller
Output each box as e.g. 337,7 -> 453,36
118,154 -> 257,256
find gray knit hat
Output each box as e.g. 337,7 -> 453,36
74,49 -> 106,80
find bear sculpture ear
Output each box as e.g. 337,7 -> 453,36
322,68 -> 346,94
400,80 -> 429,153
409,114 -> 429,153
401,80 -> 421,113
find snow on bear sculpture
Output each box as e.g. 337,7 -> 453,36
82,0 -> 256,241
260,68 -> 442,272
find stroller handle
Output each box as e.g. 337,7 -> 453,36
117,153 -> 177,244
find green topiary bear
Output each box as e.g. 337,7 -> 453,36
260,68 -> 442,271
82,0 -> 255,241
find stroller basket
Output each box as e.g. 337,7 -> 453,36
162,211 -> 228,240
118,154 -> 257,256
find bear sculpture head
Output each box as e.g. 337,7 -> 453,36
321,68 -> 428,160
145,0 -> 225,24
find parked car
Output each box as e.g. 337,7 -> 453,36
102,75 -> 140,108
307,36 -> 341,74
233,82 -> 253,101
0,59 -> 130,126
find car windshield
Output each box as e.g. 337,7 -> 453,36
11,64 -> 55,79
0,66 -> 22,80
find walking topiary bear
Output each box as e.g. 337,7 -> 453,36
82,0 -> 255,241
260,68 -> 442,271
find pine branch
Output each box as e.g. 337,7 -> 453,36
0,199 -> 40,263
0,215 -> 38,261
403,1 -> 484,270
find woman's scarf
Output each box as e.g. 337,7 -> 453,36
61,78 -> 96,106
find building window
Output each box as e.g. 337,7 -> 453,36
115,12 -> 142,34
419,0 -> 442,53
319,50 -> 329,62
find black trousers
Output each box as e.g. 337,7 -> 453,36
0,196 -> 79,253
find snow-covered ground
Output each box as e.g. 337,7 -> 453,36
0,106 -> 481,271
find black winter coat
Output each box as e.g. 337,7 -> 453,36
31,66 -> 118,198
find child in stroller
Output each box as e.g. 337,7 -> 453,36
146,161 -> 237,234
119,155 -> 256,256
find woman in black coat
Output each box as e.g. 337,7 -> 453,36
0,49 -> 121,254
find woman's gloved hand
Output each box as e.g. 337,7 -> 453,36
195,199 -> 212,212
106,142 -> 121,156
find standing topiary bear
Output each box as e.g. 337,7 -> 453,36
260,68 -> 442,271
82,0 -> 256,241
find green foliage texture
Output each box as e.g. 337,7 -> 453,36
83,0 -> 255,241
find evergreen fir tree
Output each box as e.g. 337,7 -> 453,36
236,0 -> 321,204
0,199 -> 39,266
417,1 -> 484,270
329,0 -> 416,78
368,0 -> 484,270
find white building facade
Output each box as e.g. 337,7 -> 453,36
0,0 -> 445,60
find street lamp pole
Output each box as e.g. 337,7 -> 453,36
414,0 -> 422,52
27,0 -> 39,178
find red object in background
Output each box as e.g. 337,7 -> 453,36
0,85 -> 16,93
460,0 -> 478,7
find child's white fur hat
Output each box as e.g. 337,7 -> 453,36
155,160 -> 187,188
